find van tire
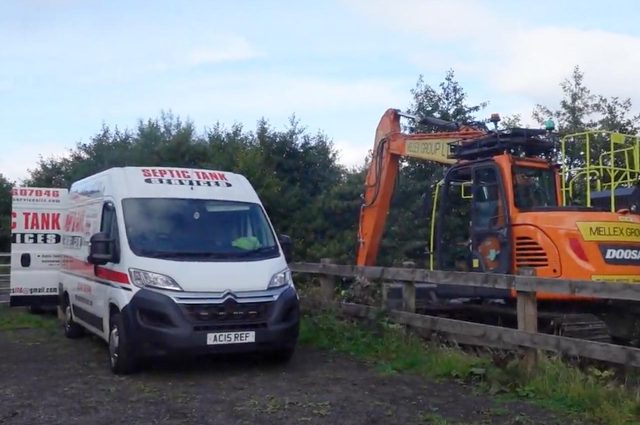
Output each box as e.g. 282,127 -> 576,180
108,312 -> 138,375
63,298 -> 84,339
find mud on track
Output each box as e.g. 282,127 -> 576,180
0,315 -> 586,425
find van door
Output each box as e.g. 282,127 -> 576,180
90,201 -> 121,334
10,187 -> 67,308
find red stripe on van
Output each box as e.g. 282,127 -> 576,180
96,267 -> 130,284
63,255 -> 129,285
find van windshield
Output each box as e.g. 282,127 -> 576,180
122,198 -> 279,261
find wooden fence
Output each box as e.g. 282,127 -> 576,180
290,261 -> 640,369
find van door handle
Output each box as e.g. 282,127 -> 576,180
21,253 -> 31,268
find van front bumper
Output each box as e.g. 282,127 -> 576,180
121,286 -> 299,358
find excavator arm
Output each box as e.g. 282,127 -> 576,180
356,108 -> 486,266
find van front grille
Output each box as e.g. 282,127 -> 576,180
182,299 -> 273,325
515,237 -> 548,267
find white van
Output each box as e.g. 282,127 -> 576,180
58,166 -> 299,374
10,187 -> 68,309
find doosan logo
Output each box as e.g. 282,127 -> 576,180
605,248 -> 640,260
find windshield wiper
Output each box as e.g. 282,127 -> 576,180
136,247 -> 279,260
138,251 -> 237,259
233,246 -> 279,257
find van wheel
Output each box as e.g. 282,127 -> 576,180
108,312 -> 138,375
63,299 -> 84,339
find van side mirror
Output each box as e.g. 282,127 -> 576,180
278,234 -> 293,263
88,232 -> 115,265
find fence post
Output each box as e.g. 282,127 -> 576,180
381,281 -> 389,309
319,258 -> 336,304
517,287 -> 538,371
402,261 -> 416,313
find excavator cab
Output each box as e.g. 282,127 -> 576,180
434,160 -> 511,274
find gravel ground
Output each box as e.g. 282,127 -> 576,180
0,317 -> 587,425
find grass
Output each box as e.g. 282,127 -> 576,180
300,311 -> 640,425
0,304 -> 58,331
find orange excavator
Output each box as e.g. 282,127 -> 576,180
357,108 -> 640,342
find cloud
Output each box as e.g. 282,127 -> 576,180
0,141 -> 72,183
347,0 -> 640,120
0,16 -> 262,85
344,0 -> 498,41
187,38 -> 262,66
0,80 -> 13,93
153,73 -> 410,119
492,27 -> 640,101
334,139 -> 368,169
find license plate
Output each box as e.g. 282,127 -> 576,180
207,331 -> 255,345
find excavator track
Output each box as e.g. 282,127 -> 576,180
408,297 -> 615,344
547,314 -> 612,343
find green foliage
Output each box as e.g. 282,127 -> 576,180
409,70 -> 488,129
0,174 -> 14,251
301,311 -> 640,425
533,65 -> 640,135
532,66 -> 640,207
300,312 -> 489,380
23,112 -> 351,262
0,306 -> 57,331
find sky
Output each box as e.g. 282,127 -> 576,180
2,0 -> 640,183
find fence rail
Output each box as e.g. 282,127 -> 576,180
290,261 -> 640,369
290,262 -> 640,301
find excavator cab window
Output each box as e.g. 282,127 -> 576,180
513,166 -> 558,209
469,165 -> 511,273
472,169 -> 501,229
436,167 -> 473,271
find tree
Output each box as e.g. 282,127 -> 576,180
593,95 -> 640,135
533,66 -> 596,134
25,113 -> 347,262
409,70 -> 487,130
533,65 -> 640,135
533,66 -> 640,204
0,174 -> 14,252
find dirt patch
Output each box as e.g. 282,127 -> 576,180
0,318 -> 586,425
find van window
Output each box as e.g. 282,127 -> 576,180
121,198 -> 279,261
100,202 -> 120,263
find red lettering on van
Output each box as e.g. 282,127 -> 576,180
21,212 -> 61,230
51,213 -> 61,230
142,169 -> 152,177
11,212 -> 16,230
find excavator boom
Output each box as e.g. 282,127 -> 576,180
357,108 -> 486,266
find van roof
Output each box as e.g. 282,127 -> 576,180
69,166 -> 262,204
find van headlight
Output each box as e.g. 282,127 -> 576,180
129,268 -> 183,291
269,268 -> 294,289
